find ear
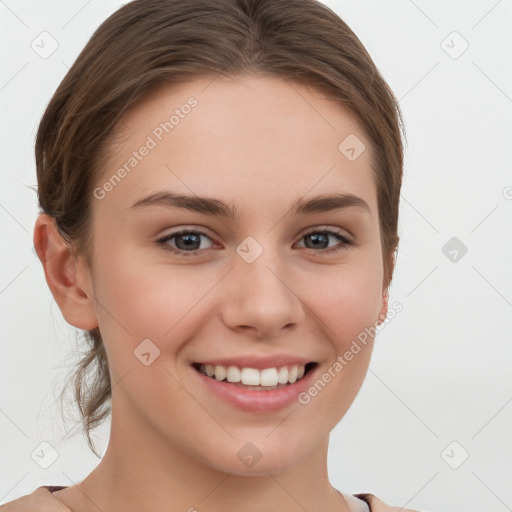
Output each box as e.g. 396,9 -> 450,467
376,249 -> 395,326
33,213 -> 98,330
376,288 -> 389,326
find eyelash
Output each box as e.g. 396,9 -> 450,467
156,228 -> 353,257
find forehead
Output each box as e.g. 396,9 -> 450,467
94,75 -> 377,220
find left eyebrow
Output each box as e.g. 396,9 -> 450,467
128,191 -> 371,218
291,192 -> 371,215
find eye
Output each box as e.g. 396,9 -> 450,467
156,227 -> 354,258
295,228 -> 353,254
156,229 -> 216,257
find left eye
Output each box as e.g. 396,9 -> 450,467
296,229 -> 353,253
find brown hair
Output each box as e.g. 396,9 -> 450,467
35,0 -> 405,456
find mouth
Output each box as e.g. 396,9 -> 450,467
191,361 -> 318,391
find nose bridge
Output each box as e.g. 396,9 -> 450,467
220,234 -> 303,335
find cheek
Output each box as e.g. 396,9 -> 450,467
93,246 -> 187,330
297,270 -> 379,432
311,260 -> 383,344
91,247 -> 213,370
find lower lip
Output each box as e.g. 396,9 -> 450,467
192,365 -> 318,412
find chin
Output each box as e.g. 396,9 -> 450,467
197,434 -> 317,477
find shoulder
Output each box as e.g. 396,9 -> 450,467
1,487 -> 423,512
0,486 -> 71,512
355,493 -> 422,512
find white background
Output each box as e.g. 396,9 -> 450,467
1,1 -> 511,511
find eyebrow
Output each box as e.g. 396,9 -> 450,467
129,191 -> 370,217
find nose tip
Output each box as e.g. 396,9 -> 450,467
220,256 -> 304,338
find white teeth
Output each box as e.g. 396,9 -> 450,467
278,366 -> 289,384
214,365 -> 226,381
241,368 -> 260,385
260,368 -> 279,386
288,365 -> 298,384
198,363 -> 309,386
226,366 -> 241,382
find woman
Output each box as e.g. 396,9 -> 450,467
1,0 -> 421,510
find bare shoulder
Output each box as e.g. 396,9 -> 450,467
0,487 -> 71,512
356,493 -> 423,512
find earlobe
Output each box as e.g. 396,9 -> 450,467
33,213 -> 98,330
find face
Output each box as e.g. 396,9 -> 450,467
78,75 -> 388,475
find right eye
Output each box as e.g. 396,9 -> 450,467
156,229 -> 216,257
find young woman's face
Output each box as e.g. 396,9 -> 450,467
83,75 -> 388,475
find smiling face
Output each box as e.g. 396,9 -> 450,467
79,74 -> 388,476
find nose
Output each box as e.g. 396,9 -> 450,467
220,248 -> 305,339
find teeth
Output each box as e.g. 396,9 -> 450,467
197,363 -> 309,386
260,368 -> 279,387
278,366 -> 289,384
241,367 -> 260,385
226,366 -> 241,382
214,365 -> 226,381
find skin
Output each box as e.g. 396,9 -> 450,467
34,75 -> 391,512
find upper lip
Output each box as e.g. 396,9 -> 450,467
192,355 -> 316,370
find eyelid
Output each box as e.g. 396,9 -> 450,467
299,225 -> 352,241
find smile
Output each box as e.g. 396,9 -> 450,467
192,362 -> 317,389
191,360 -> 319,412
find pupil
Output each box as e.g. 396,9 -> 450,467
307,233 -> 327,249
178,233 -> 200,250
